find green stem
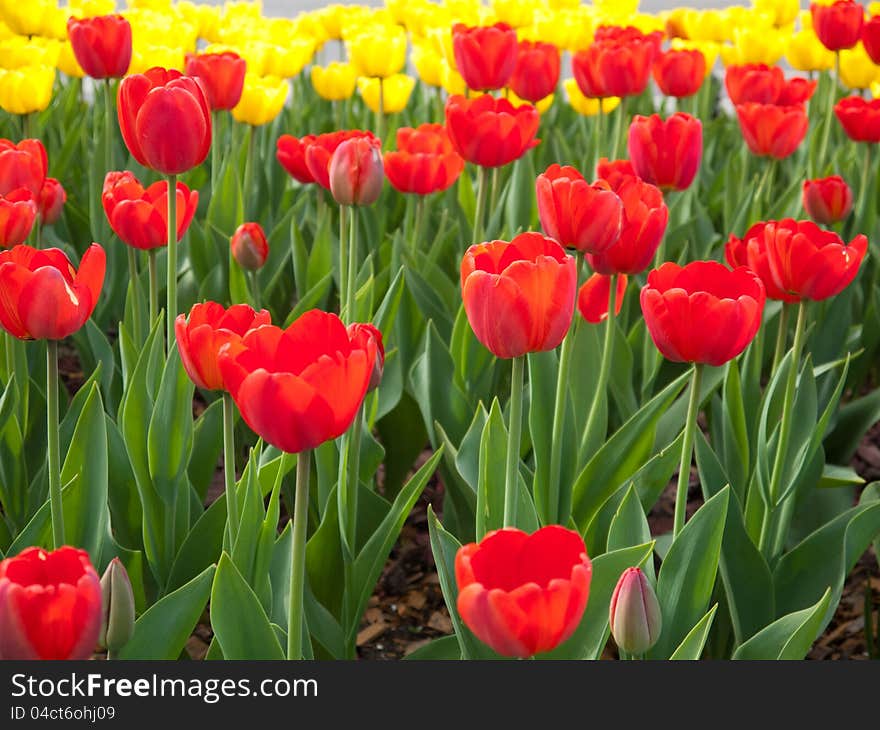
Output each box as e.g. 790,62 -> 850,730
249,270 -> 262,309
211,110 -> 220,193
546,317 -> 579,524
244,126 -> 256,219
165,174 -> 178,347
489,166 -> 501,225
104,79 -> 113,175
338,204 -> 348,314
595,100 -> 603,167
148,249 -> 158,328
856,142 -> 872,232
752,158 -> 776,223
503,356 -> 525,527
771,303 -> 790,373
47,340 -> 64,548
472,165 -> 488,243
338,405 -> 363,560
126,247 -> 143,345
579,273 -> 618,463
222,393 -> 239,549
611,97 -> 627,160
412,195 -> 426,251
344,205 -> 358,321
287,449 -> 311,660
3,332 -> 12,385
814,54 -> 839,178
376,77 -> 385,142
673,363 -> 703,539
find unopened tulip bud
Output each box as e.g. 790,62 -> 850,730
329,137 -> 384,206
39,177 -> 66,226
231,222 -> 269,271
99,557 -> 135,656
609,567 -> 662,656
802,175 -> 853,225
347,322 -> 385,392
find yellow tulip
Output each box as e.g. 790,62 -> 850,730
311,62 -> 357,101
440,59 -> 466,96
0,65 -> 54,114
56,41 -> 85,79
546,0 -> 579,9
839,45 -> 880,90
682,9 -> 730,43
491,0 -> 536,28
785,29 -> 835,72
426,26 -> 455,66
563,79 -> 620,116
870,80 -> 880,98
68,0 -> 117,16
314,4 -> 352,41
670,39 -> 720,75
260,38 -> 315,79
358,74 -> 415,114
129,45 -> 185,75
871,2 -> 880,17
0,36 -> 59,70
232,74 -> 288,126
557,8 -> 596,52
128,0 -> 173,9
177,1 -> 222,41
0,0 -> 58,38
752,0 -> 800,28
719,27 -> 786,66
221,1 -> 264,26
347,26 -> 407,79
507,89 -> 554,114
411,42 -> 444,88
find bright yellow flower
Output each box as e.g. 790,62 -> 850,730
556,8 -> 596,52
870,80 -> 880,98
440,59 -> 466,96
221,1 -> 263,26
0,65 -> 54,114
670,39 -> 720,74
68,0 -> 116,16
426,25 -> 455,65
752,0 -> 800,28
311,62 -> 357,101
681,9 -> 730,43
492,0 -> 536,28
128,0 -> 173,9
314,4 -> 352,41
338,8 -> 385,40
129,45 -> 185,75
840,45 -> 880,90
546,0 -> 579,9
507,89 -> 554,114
177,1 -> 222,41
0,36 -> 59,70
563,79 -> 620,116
411,42 -> 444,88
871,2 -> 880,17
358,74 -> 415,114
0,0 -> 58,37
232,74 -> 288,126
56,41 -> 85,78
347,26 -> 407,79
785,28 -> 835,71
260,38 -> 315,79
719,26 -> 785,66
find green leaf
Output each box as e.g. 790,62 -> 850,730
476,400 -> 507,540
733,588 -> 832,660
403,635 -> 462,660
607,485 -> 653,576
669,604 -> 718,660
528,349 -> 557,525
118,565 -> 215,660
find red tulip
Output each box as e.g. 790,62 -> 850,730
594,26 -> 663,49
175,301 -> 271,391
67,14 -> 132,79
725,219 -> 867,302
535,163 -> 622,253
835,95 -> 880,142
452,22 -> 518,92
0,243 -> 105,340
725,64 -> 783,105
628,112 -> 702,191
802,175 -> 853,224
445,94 -> 540,168
0,189 -> 37,247
572,44 -> 608,98
347,322 -> 385,392
185,51 -> 246,111
641,261 -> 766,366
777,77 -> 817,106
0,546 -> 102,660
585,176 -> 668,275
735,102 -> 808,159
217,309 -> 378,454
595,35 -> 658,98
38,178 -> 66,226
0,139 -> 47,197
231,222 -> 269,271
578,273 -> 627,324
460,232 -> 576,359
329,137 -> 384,206
305,130 -> 379,191
455,525 -> 592,658
596,157 -> 637,188
652,49 -> 705,98
383,123 -> 464,195
276,134 -> 317,184
509,41 -> 561,103
102,171 -> 198,250
862,15 -> 880,64
117,67 -> 211,176
811,0 -> 863,52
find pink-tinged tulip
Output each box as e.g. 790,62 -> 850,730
609,567 -> 662,655
329,137 -> 384,206
231,222 -> 269,271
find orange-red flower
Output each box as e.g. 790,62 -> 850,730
641,261 -> 766,366
735,102 -> 809,159
185,51 -> 247,111
329,137 -> 384,206
510,41 -> 560,103
595,33 -> 659,98
862,15 -> 880,64
38,178 -> 65,226
596,158 -> 637,188
0,243 -> 105,340
535,163 -> 622,253
102,171 -> 198,250
455,525 -> 592,658
0,139 -> 47,197
445,94 -> 539,168
0,189 -> 37,247
175,301 -> 271,391
452,22 -> 518,92
293,130 -> 379,190
835,96 -> 880,142
218,310 -> 378,454
725,219 -> 867,302
571,44 -> 608,98
653,49 -> 705,98
811,0 -> 864,52
578,273 -> 627,324
726,65 -> 816,106
460,232 -> 576,359
118,68 -> 211,176
628,112 -> 702,191
802,176 -> 853,224
585,176 -> 668,275
276,134 -> 317,185
67,14 -> 132,79
0,546 -> 102,660
231,222 -> 269,271
383,124 -> 464,196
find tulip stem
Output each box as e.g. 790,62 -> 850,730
338,404 -> 363,561
211,111 -> 220,193
503,355 -> 525,527
856,142 -> 872,233
771,303 -> 790,374
148,249 -> 158,328
104,79 -> 113,175
126,248 -> 143,345
579,274 -> 618,465
288,449 -> 311,660
815,54 -> 839,178
338,204 -> 349,314
46,339 -> 64,549
412,196 -> 426,251
376,77 -> 385,143
244,126 -> 257,219
673,363 -> 703,539
345,205 -> 358,321
546,317 -> 580,525
611,97 -> 627,160
473,165 -> 488,243
165,174 -> 177,348
222,393 -> 239,549
249,270 -> 262,309
596,101 -> 603,166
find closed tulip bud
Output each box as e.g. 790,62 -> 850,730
329,137 -> 384,207
66,14 -> 132,80
609,567 -> 662,656
347,322 -> 385,392
803,175 -> 853,224
98,558 -> 135,655
38,177 -> 65,226
231,222 -> 268,271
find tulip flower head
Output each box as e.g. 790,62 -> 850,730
383,123 -> 464,196
596,157 -> 637,188
66,14 -> 132,79
862,15 -> 880,64
735,102 -> 809,159
0,138 -> 47,197
578,273 -> 628,324
452,22 -> 518,92
445,94 -> 540,168
811,0 -> 864,52
98,557 -> 135,656
627,113 -> 703,192
609,567 -> 662,656
455,525 -> 592,658
0,189 -> 37,247
231,222 -> 269,271
802,175 -> 853,224
357,74 -> 415,115
184,51 -> 246,111
311,62 -> 357,101
329,137 -> 385,206
282,130 -> 380,191
653,48 -> 706,98
509,40 -> 561,103
835,95 -> 880,142
0,546 -> 102,660
38,177 -> 65,227
231,73 -> 288,126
